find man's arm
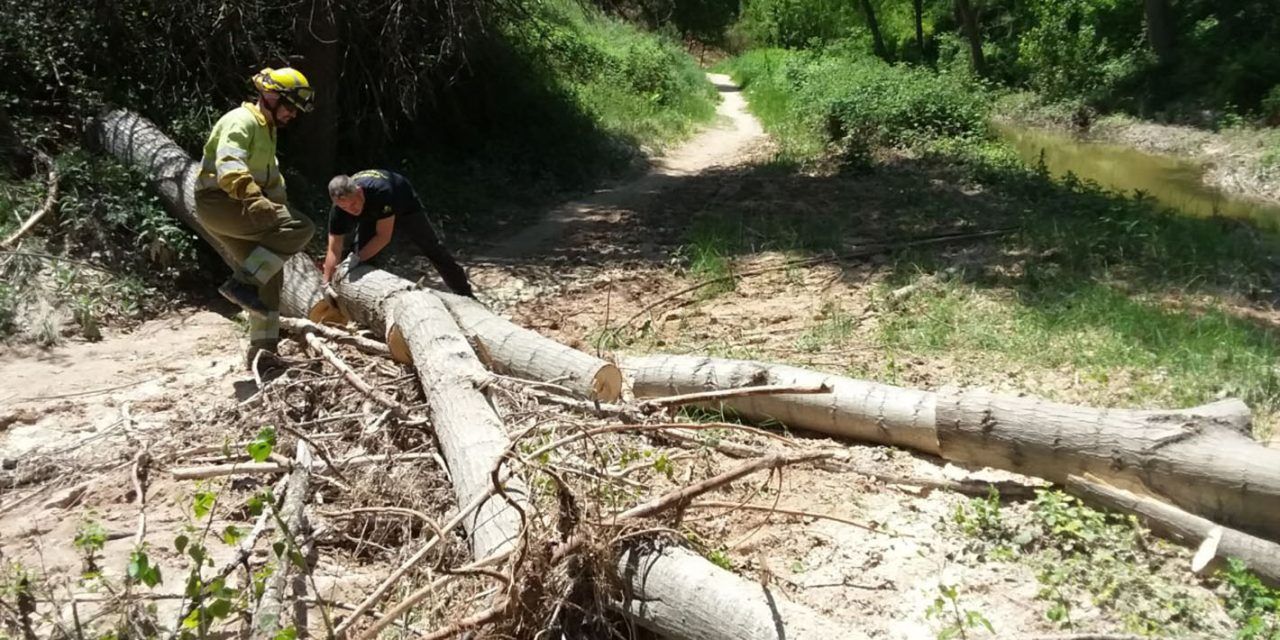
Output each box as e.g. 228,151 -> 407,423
322,233 -> 345,284
357,216 -> 396,263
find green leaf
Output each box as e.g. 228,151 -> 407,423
222,525 -> 243,546
174,534 -> 189,554
206,598 -> 232,619
273,541 -> 286,558
181,608 -> 201,629
247,427 -> 277,463
192,491 -> 215,519
273,628 -> 298,640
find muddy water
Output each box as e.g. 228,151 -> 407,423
995,123 -> 1280,231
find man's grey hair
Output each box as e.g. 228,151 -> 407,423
328,175 -> 359,199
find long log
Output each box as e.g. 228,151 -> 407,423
615,545 -> 866,640
1066,474 -> 1280,586
253,441 -> 314,638
91,108 -> 339,322
332,263 -> 525,557
434,290 -> 622,401
623,354 -> 1280,543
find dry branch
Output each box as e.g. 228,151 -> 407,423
1,151 -> 58,249
639,383 -> 831,413
281,317 -> 392,359
304,332 -> 410,419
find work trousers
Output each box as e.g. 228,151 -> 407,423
195,189 -> 315,348
354,212 -> 472,297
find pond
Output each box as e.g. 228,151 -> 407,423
995,123 -> 1280,231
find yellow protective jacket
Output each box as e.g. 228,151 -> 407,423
196,103 -> 287,203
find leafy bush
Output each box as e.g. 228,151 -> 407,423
726,47 -> 989,159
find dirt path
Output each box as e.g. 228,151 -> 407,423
478,73 -> 766,262
0,309 -> 244,463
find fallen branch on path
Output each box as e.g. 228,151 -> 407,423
168,453 -> 438,480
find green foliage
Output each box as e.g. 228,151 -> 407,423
1221,558 -> 1280,640
1014,0 -> 1149,105
706,548 -> 733,570
247,427 -> 277,463
126,550 -> 163,588
725,48 -> 989,160
925,583 -> 995,639
949,489 -> 1222,635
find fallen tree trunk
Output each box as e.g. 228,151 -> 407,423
333,268 -> 857,638
1067,474 -> 1280,586
624,354 -> 1280,543
91,109 -> 339,322
616,545 -> 865,640
331,263 -> 525,557
434,291 -> 622,401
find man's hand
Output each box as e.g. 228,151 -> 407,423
322,233 -> 345,284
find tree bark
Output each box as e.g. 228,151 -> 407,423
1067,474 -> 1280,586
91,108 -> 341,322
331,263 -> 527,557
912,0 -> 925,58
859,0 -> 890,61
615,545 -> 867,640
954,0 -> 986,76
1142,0 -> 1176,67
289,0 -> 340,183
434,290 -> 623,401
624,354 -> 1280,542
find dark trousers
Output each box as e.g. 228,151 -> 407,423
353,212 -> 473,297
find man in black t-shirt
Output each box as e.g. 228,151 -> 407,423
323,169 -> 475,298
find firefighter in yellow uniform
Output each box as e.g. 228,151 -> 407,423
195,67 -> 316,372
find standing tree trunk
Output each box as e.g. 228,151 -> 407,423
1143,0 -> 1176,67
954,0 -> 986,76
912,0 -> 925,58
859,0 -> 891,61
288,0 -> 340,183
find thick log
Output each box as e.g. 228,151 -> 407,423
615,545 -> 865,640
624,354 -> 1280,541
1066,474 -> 1280,586
936,389 -> 1279,539
332,263 -> 525,557
91,108 -> 338,322
434,290 -> 623,401
624,354 -> 939,454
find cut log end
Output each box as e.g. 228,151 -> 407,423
386,324 -> 413,364
592,364 -> 624,403
308,299 -> 348,325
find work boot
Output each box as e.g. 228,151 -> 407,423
245,343 -> 294,380
219,276 -> 270,317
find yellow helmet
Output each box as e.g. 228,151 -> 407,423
252,67 -> 315,113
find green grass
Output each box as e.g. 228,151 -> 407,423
878,278 -> 1280,422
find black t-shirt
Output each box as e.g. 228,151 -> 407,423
328,169 -> 421,251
